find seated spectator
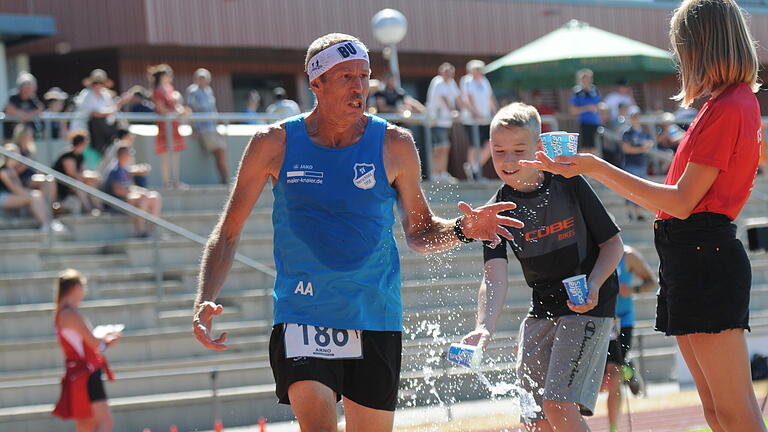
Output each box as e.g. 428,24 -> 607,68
51,132 -> 101,215
102,145 -> 161,238
0,143 -> 63,232
43,87 -> 69,139
3,72 -> 44,139
374,74 -> 425,115
12,124 -> 38,188
266,87 -> 301,119
621,109 -> 654,221
99,129 -> 151,188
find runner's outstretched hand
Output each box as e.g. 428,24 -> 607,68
458,201 -> 524,248
193,301 -> 228,350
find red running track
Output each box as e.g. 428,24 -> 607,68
475,404 -> 709,432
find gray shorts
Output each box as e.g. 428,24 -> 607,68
194,130 -> 225,152
516,315 -> 612,422
431,127 -> 451,148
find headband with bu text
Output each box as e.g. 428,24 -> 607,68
307,41 -> 369,82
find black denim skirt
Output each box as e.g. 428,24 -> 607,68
654,212 -> 751,336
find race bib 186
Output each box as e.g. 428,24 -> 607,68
284,323 -> 363,359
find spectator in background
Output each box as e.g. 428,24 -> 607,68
266,87 -> 301,119
43,87 -> 69,139
123,86 -> 155,114
12,124 -> 38,188
52,269 -> 120,431
149,64 -> 188,188
4,72 -> 44,139
601,244 -> 657,432
374,74 -> 425,114
98,129 -> 151,189
0,143 -> 62,232
72,70 -> 123,155
603,78 -> 637,122
243,90 -> 261,121
654,112 -> 686,176
426,62 -> 462,182
656,112 -> 685,153
102,145 -> 161,238
186,68 -> 229,184
570,69 -> 601,154
51,132 -> 101,215
460,60 -> 497,181
598,102 -> 623,168
621,108 -> 654,221
530,90 -> 555,133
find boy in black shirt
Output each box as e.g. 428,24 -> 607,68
462,103 -> 624,432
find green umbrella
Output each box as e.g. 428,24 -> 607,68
486,20 -> 676,91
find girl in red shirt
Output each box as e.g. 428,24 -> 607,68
53,269 -> 121,432
149,64 -> 188,188
522,1 -> 766,430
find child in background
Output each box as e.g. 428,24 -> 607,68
462,103 -> 624,432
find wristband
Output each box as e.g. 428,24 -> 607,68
454,217 -> 475,243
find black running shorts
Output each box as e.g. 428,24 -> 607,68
269,324 -> 402,411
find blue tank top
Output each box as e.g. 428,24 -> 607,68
271,114 -> 402,331
615,255 -> 635,328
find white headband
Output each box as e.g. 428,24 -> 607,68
307,41 -> 369,82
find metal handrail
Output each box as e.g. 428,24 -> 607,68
0,146 -> 276,280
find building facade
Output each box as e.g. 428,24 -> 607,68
3,0 -> 768,113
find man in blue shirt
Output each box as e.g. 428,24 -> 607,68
193,33 -> 524,431
186,68 -> 229,184
570,69 -> 602,154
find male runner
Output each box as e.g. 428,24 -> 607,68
193,33 -> 523,432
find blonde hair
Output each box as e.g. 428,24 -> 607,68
491,103 -> 542,141
56,268 -> 86,306
575,69 -> 593,86
670,0 -> 759,107
12,124 -> 36,155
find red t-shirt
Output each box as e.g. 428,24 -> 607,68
658,83 -> 761,220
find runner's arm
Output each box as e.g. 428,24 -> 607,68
385,127 -> 521,255
195,126 -> 283,307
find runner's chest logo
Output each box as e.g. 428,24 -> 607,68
353,163 -> 376,190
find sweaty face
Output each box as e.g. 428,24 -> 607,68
491,126 -> 541,190
313,59 -> 370,118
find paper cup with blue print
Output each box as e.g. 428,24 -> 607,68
562,274 -> 589,306
540,131 -> 579,163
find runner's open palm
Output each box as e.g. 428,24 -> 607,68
458,201 -> 524,248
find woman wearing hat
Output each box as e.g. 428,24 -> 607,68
148,64 -> 188,188
73,69 -> 120,154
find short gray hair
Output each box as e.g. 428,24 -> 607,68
491,103 -> 541,140
194,68 -> 211,81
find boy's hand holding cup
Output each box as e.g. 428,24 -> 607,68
461,326 -> 492,350
562,274 -> 599,313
